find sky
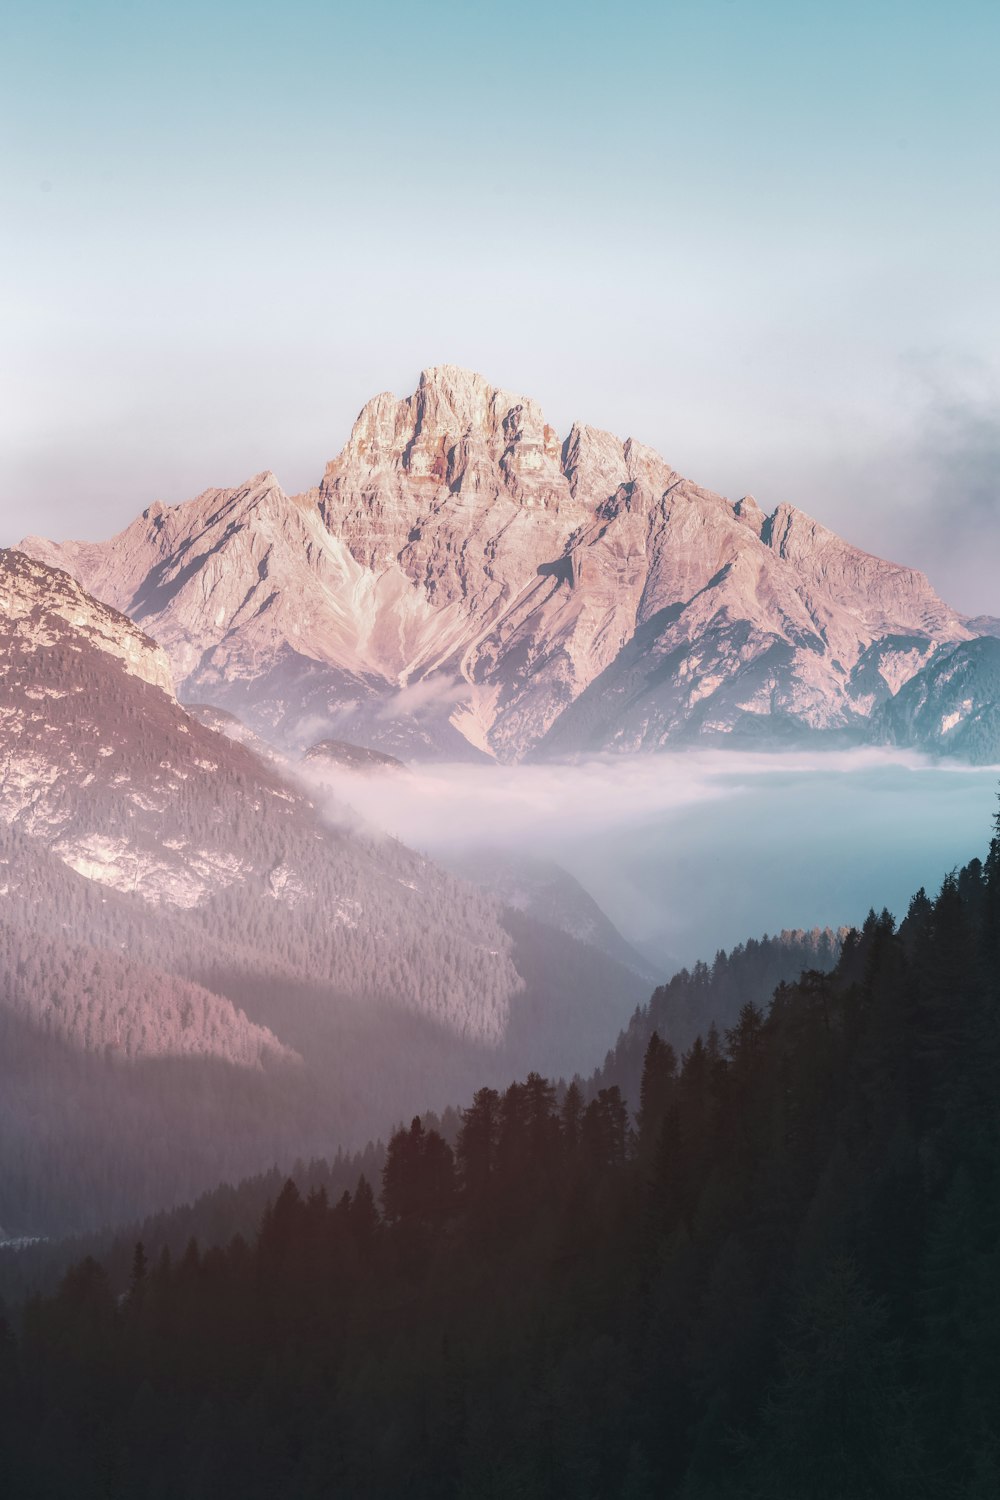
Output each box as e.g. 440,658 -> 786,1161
2,0 -> 998,612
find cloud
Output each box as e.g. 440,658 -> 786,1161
307,746 -> 983,851
302,749 -> 1000,969
309,750 -> 729,847
906,367 -> 1000,619
829,355 -> 1000,618
376,674 -> 472,721
291,708 -> 361,745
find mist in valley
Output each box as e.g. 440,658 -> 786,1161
309,749 -> 1000,972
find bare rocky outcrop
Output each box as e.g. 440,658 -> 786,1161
21,365 -> 984,761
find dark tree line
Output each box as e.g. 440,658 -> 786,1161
2,808 -> 999,1496
592,926 -> 842,1107
0,1142 -> 401,1329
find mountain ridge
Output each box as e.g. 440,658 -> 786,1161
20,365 -> 995,762
0,550 -> 660,1229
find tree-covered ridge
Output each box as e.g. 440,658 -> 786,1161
0,919 -> 293,1066
592,926 -> 843,1107
0,824 -> 645,1238
3,810 -> 998,1497
1,549 -> 523,1040
0,1141 -> 388,1311
0,642 -> 523,1043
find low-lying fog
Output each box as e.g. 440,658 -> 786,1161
317,750 -> 1000,974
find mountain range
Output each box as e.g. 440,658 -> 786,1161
0,548 -> 651,1233
20,364 -> 999,763
4,364 -> 998,1231
3,366 -> 995,1500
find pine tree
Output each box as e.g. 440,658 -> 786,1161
457,1087 -> 501,1205
128,1240 -> 148,1304
637,1031 -> 676,1157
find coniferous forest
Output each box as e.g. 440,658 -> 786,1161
6,3 -> 999,1496
2,808 -> 999,1497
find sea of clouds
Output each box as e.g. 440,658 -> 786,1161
306,749 -> 1000,972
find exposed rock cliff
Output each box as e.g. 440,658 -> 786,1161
22,365 -> 989,761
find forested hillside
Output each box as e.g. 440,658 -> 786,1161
0,819 -> 648,1236
0,553 -> 648,1234
3,807 -> 997,1497
0,1142 -> 387,1311
592,926 -> 843,1106
0,919 -> 293,1066
0,1003 -> 323,1239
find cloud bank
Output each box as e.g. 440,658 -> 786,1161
305,749 -> 1000,971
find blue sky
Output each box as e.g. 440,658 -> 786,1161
2,0 -> 998,611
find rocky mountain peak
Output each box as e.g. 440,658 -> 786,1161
337,364 -> 566,500
18,365 -> 987,763
562,421 -> 631,500
416,363 -> 527,433
733,495 -> 766,536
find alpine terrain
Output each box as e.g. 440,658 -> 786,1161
21,366 -> 998,762
0,549 -> 647,1235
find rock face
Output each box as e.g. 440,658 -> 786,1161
22,365 -> 991,761
871,637 -> 1000,764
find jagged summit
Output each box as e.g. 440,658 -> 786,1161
18,366 -> 990,762
336,363 -> 572,518
336,364 -> 665,513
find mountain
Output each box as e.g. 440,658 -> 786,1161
965,614 -> 1000,639
0,548 -> 519,1035
871,636 -> 1000,763
0,550 -> 646,1233
21,365 -> 996,763
302,738 -> 406,773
